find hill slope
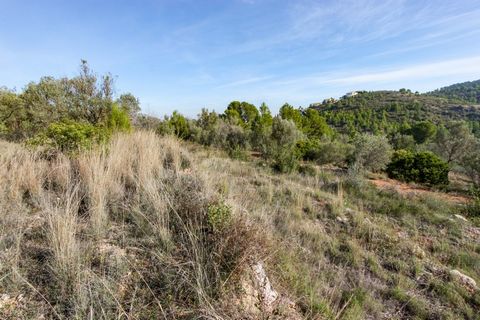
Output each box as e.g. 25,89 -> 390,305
1,132 -> 479,319
426,80 -> 480,104
311,91 -> 480,135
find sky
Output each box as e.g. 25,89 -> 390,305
1,0 -> 480,116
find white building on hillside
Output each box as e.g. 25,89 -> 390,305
344,91 -> 358,98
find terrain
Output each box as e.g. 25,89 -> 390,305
426,80 -> 480,104
1,67 -> 480,319
1,132 -> 480,319
312,90 -> 480,136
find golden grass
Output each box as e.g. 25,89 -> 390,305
0,131 -> 265,319
1,132 -> 479,319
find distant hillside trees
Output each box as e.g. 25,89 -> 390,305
409,121 -> 437,144
427,80 -> 480,103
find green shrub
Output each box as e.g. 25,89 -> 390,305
28,120 -> 109,152
350,134 -> 392,172
295,138 -> 321,160
207,202 -> 232,231
268,117 -> 303,173
224,124 -> 248,158
158,111 -> 191,139
107,104 -> 131,132
387,150 -> 449,186
464,188 -> 480,217
298,138 -> 353,165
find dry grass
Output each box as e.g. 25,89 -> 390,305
0,132 -> 267,319
1,133 -> 479,319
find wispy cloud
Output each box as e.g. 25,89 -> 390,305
268,56 -> 480,89
323,56 -> 480,86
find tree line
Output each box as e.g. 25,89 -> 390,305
0,62 -> 479,191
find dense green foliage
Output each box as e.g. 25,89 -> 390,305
268,117 -> 303,172
0,61 -> 137,150
426,79 -> 480,104
387,150 -> 450,186
350,134 -> 392,172
27,120 -> 109,152
313,90 -> 480,138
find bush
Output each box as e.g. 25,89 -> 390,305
207,202 -> 232,231
107,104 -> 131,132
297,137 -> 352,165
464,188 -> 480,217
225,124 -> 248,158
268,117 -> 303,173
350,134 -> 392,172
387,150 -> 449,186
158,111 -> 191,139
28,120 -> 109,152
461,141 -> 480,187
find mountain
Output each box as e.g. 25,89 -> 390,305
310,90 -> 480,135
426,79 -> 480,104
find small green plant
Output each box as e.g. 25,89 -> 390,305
464,188 -> 480,217
386,150 -> 449,186
207,202 -> 232,231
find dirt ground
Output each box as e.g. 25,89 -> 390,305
369,177 -> 470,204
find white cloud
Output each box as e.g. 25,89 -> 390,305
323,56 -> 480,86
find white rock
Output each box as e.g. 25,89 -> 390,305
454,214 -> 468,222
252,262 -> 278,308
450,269 -> 477,291
336,216 -> 349,223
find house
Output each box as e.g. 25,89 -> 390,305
344,91 -> 358,98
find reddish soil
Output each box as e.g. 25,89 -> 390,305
369,178 -> 470,204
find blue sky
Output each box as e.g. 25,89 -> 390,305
1,0 -> 480,116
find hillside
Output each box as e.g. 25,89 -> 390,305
1,65 -> 480,319
311,91 -> 480,135
1,132 -> 480,319
426,80 -> 480,104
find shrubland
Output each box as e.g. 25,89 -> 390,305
1,64 -> 480,319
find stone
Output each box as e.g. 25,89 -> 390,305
252,262 -> 278,310
454,214 -> 468,222
336,216 -> 349,223
450,269 -> 477,291
411,244 -> 426,259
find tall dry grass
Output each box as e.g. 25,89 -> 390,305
0,131 -> 262,319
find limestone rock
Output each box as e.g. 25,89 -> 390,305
238,262 -> 302,319
454,214 -> 468,222
252,262 -> 278,310
450,269 -> 478,291
412,244 -> 426,259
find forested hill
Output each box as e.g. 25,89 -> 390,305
311,90 -> 480,136
426,79 -> 480,103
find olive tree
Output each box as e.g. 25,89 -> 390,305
350,133 -> 393,172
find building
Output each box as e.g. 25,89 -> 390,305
344,91 -> 358,98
